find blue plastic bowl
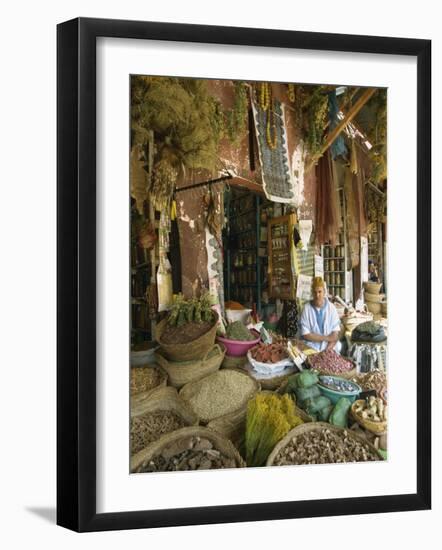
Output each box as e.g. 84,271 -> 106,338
317,375 -> 361,405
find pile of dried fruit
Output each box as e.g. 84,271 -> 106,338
131,411 -> 186,454
249,343 -> 289,364
130,366 -> 166,395
134,436 -> 238,472
308,349 -> 353,374
353,370 -> 387,398
272,427 -> 380,465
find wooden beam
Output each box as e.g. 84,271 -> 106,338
228,175 -> 266,195
306,87 -> 377,173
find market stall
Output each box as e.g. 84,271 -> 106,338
129,76 -> 388,471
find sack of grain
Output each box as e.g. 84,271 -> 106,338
179,369 -> 260,424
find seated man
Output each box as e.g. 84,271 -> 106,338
299,277 -> 341,352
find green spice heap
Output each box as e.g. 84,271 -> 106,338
225,321 -> 254,341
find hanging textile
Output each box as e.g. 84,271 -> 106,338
344,146 -> 368,268
315,151 -> 340,246
251,96 -> 297,203
328,91 -> 348,160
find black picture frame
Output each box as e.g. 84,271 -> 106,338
57,17 -> 431,532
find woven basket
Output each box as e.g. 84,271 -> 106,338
366,302 -> 382,315
179,368 -> 260,424
350,400 -> 387,434
266,421 -> 385,466
206,407 -> 247,451
363,281 -> 382,294
155,343 -> 225,389
381,302 -> 387,315
131,385 -> 198,421
221,354 -> 248,370
131,425 -> 246,472
130,386 -> 199,456
156,312 -> 219,362
365,292 -> 385,304
342,307 -> 373,332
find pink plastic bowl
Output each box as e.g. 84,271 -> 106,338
216,330 -> 261,357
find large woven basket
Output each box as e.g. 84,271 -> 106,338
365,292 -> 385,304
156,312 -> 219,362
179,368 -> 260,424
131,425 -> 246,472
350,400 -> 387,434
130,386 -> 199,456
363,281 -> 382,294
131,385 -> 198,422
155,343 -> 225,389
266,421 -> 385,466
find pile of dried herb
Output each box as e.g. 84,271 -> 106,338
130,366 -> 166,395
225,321 -> 254,341
245,393 -> 303,467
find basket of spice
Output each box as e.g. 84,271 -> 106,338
156,292 -> 219,362
130,386 -> 199,456
155,343 -> 226,389
247,342 -> 293,375
130,363 -> 168,398
216,321 -> 261,357
266,422 -> 384,466
351,397 -> 388,434
179,369 -> 260,425
308,348 -> 357,379
131,426 -> 245,472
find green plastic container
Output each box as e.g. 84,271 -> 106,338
317,375 -> 361,405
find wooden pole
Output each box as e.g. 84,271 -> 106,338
305,87 -> 377,173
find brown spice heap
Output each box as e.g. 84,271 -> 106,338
135,436 -> 238,472
273,428 -> 380,465
131,411 -> 186,455
354,370 -> 387,397
183,370 -> 256,421
130,366 -> 166,395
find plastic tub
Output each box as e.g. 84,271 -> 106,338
317,375 -> 361,405
216,330 -> 260,357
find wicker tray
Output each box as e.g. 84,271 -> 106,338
131,425 -> 246,473
350,400 -> 387,434
266,421 -> 385,466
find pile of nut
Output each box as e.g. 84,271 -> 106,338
272,427 -> 380,465
135,436 -> 239,472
